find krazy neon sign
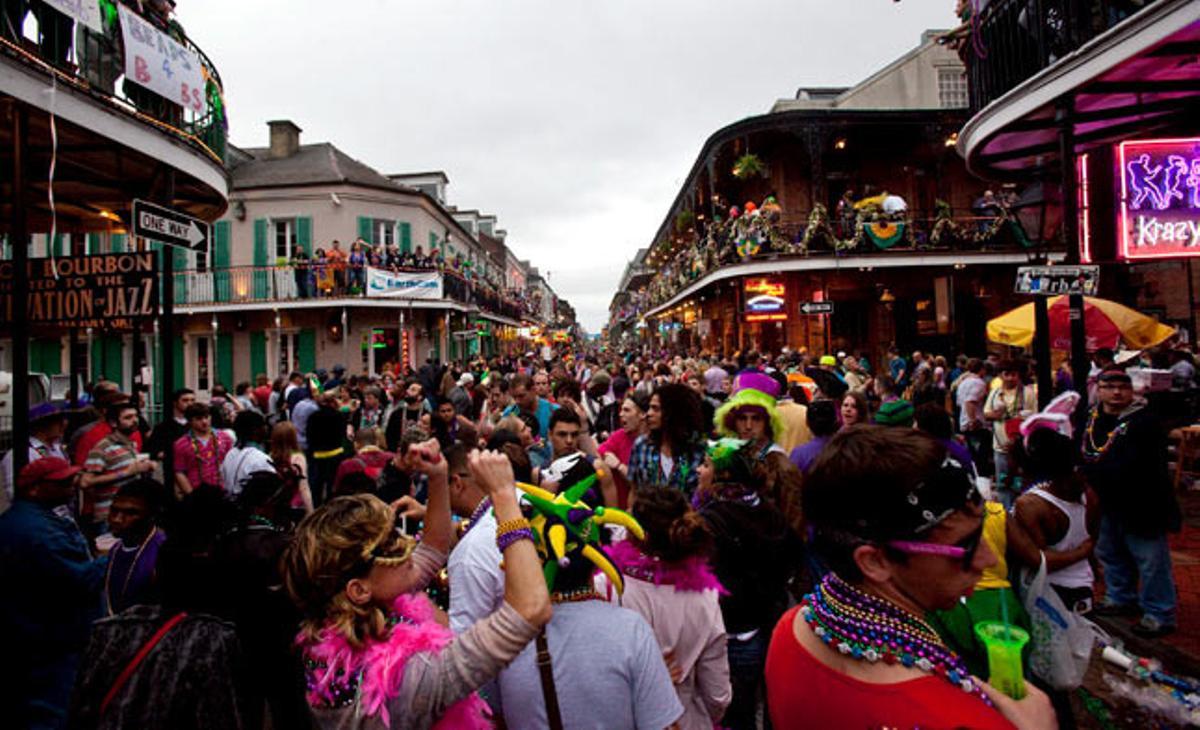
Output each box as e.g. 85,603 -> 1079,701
1119,138 -> 1200,259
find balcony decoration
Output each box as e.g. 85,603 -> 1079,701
674,210 -> 696,234
864,220 -> 906,249
799,205 -> 840,253
732,153 -> 767,180
929,199 -> 1030,249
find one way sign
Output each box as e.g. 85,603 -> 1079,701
800,301 -> 834,315
132,199 -> 210,251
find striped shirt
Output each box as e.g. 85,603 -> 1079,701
84,431 -> 139,523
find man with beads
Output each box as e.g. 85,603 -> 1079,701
1079,367 -> 1181,638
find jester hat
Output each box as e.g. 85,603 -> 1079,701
517,453 -> 644,594
713,372 -> 786,444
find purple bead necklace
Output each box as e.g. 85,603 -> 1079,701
800,572 -> 993,709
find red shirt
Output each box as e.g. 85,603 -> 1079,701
765,606 -> 1015,730
597,429 -> 637,509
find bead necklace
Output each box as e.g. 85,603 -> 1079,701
550,587 -> 603,604
103,526 -> 160,616
461,497 -> 492,536
801,573 -> 993,709
1082,409 -> 1129,462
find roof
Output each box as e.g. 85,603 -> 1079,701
230,143 -> 406,192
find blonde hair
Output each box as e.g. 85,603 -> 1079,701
283,493 -> 406,646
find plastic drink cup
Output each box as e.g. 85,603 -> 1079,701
974,621 -> 1029,699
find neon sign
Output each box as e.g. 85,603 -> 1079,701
1118,138 -> 1200,260
744,278 -> 785,297
743,277 -> 787,321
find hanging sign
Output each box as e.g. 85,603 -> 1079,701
0,253 -> 159,333
118,4 -> 207,114
1014,265 -> 1099,296
744,277 -> 787,321
365,268 -> 443,299
1117,137 -> 1200,260
44,0 -> 103,32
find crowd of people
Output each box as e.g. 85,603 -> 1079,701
0,340 -> 1189,729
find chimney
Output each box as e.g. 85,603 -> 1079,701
267,120 -> 302,159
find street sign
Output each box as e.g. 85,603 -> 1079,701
132,198 -> 210,251
0,252 -> 159,332
799,301 -> 834,315
1014,265 -> 1099,296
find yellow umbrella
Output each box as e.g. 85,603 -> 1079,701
987,296 -> 1176,352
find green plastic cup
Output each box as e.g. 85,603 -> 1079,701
974,621 -> 1029,699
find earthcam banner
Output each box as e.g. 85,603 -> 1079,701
0,253 -> 159,332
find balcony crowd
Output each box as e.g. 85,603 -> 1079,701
278,237 -> 542,322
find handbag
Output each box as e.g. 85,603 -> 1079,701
1016,554 -> 1100,690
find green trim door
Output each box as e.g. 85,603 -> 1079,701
214,221 -> 231,302
30,339 -> 63,374
216,333 -> 233,388
91,336 -> 123,385
249,331 -> 267,379
298,328 -> 316,373
298,217 -> 313,256
253,219 -> 269,297
398,222 -> 411,253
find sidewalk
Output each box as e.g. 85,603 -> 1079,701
1093,488 -> 1200,672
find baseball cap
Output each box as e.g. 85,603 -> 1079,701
457,372 -> 475,387
819,355 -> 838,367
16,456 -> 82,491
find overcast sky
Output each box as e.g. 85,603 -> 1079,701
184,1 -> 957,332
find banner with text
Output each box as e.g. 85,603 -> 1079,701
366,268 -> 443,300
118,4 -> 207,115
45,0 -> 102,32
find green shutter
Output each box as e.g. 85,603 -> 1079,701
216,333 -> 233,388
358,217 -> 373,245
214,221 -> 231,302
249,331 -> 267,378
110,234 -> 126,253
87,233 -> 100,254
398,222 -> 411,253
429,231 -> 438,254
30,339 -> 62,374
173,246 -> 188,304
298,328 -> 316,373
253,218 -> 269,298
92,336 -> 123,385
298,216 -> 312,250
51,234 -> 64,257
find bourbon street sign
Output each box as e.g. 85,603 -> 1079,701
1117,137 -> 1200,260
0,252 -> 159,332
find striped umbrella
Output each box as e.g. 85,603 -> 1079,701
987,296 -> 1176,352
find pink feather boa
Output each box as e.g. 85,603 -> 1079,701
608,540 -> 728,595
300,592 -> 491,729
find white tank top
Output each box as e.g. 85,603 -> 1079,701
1027,487 -> 1094,590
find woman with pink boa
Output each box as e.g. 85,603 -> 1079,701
282,442 -> 552,729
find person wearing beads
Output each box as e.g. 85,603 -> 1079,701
607,487 -> 732,730
281,442 -> 553,729
493,458 -> 684,730
1079,367 -> 1181,638
765,425 -> 1057,729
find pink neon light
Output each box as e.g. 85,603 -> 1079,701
1078,153 -> 1091,264
1118,138 -> 1200,261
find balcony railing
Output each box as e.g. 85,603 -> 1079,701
965,0 -> 1160,114
173,265 -> 528,322
1,2 -> 227,162
631,207 -> 1055,315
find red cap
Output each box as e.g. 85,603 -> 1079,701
16,456 -> 82,491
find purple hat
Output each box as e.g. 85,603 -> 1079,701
731,371 -> 780,399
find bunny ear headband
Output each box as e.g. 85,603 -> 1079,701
1019,391 -> 1081,446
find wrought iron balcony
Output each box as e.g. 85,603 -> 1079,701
173,265 -> 528,322
965,0 -> 1162,114
1,2 -> 228,162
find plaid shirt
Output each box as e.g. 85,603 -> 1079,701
627,434 -> 704,494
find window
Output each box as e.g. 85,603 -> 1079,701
374,220 -> 394,247
274,218 -> 296,259
195,242 -> 209,272
938,68 -> 968,109
278,332 -> 301,374
196,337 -> 210,392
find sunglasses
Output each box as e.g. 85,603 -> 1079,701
886,522 -> 985,571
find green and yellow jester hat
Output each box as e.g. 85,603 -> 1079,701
516,452 -> 644,594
